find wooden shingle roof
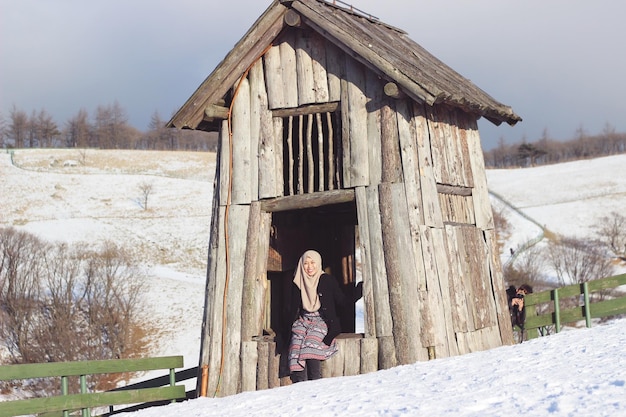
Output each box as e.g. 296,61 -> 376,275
168,0 -> 521,130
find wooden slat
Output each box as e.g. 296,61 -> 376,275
0,357 -> 183,380
260,189 -> 354,212
264,45 -> 284,110
345,56 -> 369,187
380,100 -> 402,183
241,341 -> 258,392
355,187 -> 376,337
343,338 -> 361,376
462,112 -> 493,229
359,338 -> 378,374
365,186 -> 393,338
310,31 -> 330,103
0,387 -> 185,417
325,41 -> 344,102
279,31 -> 299,108
221,204 -> 250,396
295,31 -> 316,105
484,229 -> 515,345
249,60 -> 263,201
273,117 -> 284,196
241,202 -> 265,340
256,341 -> 269,390
365,70 -> 383,185
378,182 -> 421,364
231,77 -> 252,205
413,102 -> 443,227
258,70 -> 278,199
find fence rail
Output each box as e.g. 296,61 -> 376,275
0,356 -> 186,417
523,273 -> 626,339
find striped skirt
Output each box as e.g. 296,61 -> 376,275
288,311 -> 338,372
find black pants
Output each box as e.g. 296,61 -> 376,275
290,359 -> 322,383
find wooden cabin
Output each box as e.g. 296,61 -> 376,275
167,0 -> 522,397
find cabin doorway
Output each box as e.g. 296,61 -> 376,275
265,200 -> 359,342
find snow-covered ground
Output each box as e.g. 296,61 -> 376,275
1,149 -> 625,416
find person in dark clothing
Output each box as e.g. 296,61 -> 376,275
507,284 -> 533,342
287,249 -> 362,383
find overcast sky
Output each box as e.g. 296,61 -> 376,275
2,0 -> 625,150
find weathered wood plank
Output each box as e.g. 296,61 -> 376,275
413,102 -> 444,227
310,31 -> 329,103
360,337 -> 378,374
260,189 -> 355,212
221,204 -> 250,396
249,61 -> 263,201
206,206 -> 227,396
341,77 -> 351,187
380,100 -> 402,184
396,98 -> 427,292
241,341 -> 258,392
218,121 -> 230,206
343,338 -> 361,376
325,42 -> 344,102
345,56 -> 369,187
271,102 -> 339,118
484,229 -> 515,345
295,31 -> 316,105
273,117 -> 284,196
268,342 -> 280,388
355,187 -> 376,337
378,182 -> 422,364
365,70 -> 383,185
264,45 -> 284,110
258,68 -> 277,199
231,77 -> 252,204
444,224 -> 471,333
256,341 -> 269,390
365,186 -> 393,338
241,202 -> 266,340
429,227 -> 460,358
462,112 -> 493,229
377,336 -> 397,370
279,31 -> 299,108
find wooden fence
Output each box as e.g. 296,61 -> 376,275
0,356 -> 186,417
523,273 -> 626,339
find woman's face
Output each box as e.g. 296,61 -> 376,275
303,256 -> 319,276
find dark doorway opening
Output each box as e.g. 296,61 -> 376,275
266,200 -> 359,341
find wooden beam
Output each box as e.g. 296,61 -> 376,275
383,82 -> 405,99
204,104 -> 229,121
271,101 -> 339,118
436,183 -> 473,196
284,9 -> 301,27
259,189 -> 354,212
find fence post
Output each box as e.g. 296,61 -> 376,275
553,288 -> 561,333
80,374 -> 91,417
62,375 -> 69,417
583,281 -> 591,328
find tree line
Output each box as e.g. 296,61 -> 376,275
0,103 -> 217,151
484,125 -> 626,168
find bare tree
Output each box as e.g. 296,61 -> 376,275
65,108 -> 91,148
8,105 -> 28,148
594,211 -> 626,261
138,181 -> 154,210
546,236 -> 615,286
0,228 -> 147,392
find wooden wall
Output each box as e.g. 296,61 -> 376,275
198,27 -> 513,397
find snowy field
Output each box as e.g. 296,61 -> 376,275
1,149 -> 625,416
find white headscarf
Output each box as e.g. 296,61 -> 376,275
293,250 -> 323,312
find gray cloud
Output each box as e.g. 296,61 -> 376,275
2,0 -> 624,150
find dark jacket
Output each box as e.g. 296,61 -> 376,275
288,274 -> 363,346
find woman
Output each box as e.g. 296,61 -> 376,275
287,250 -> 362,383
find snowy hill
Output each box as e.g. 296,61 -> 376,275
1,150 -> 625,416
